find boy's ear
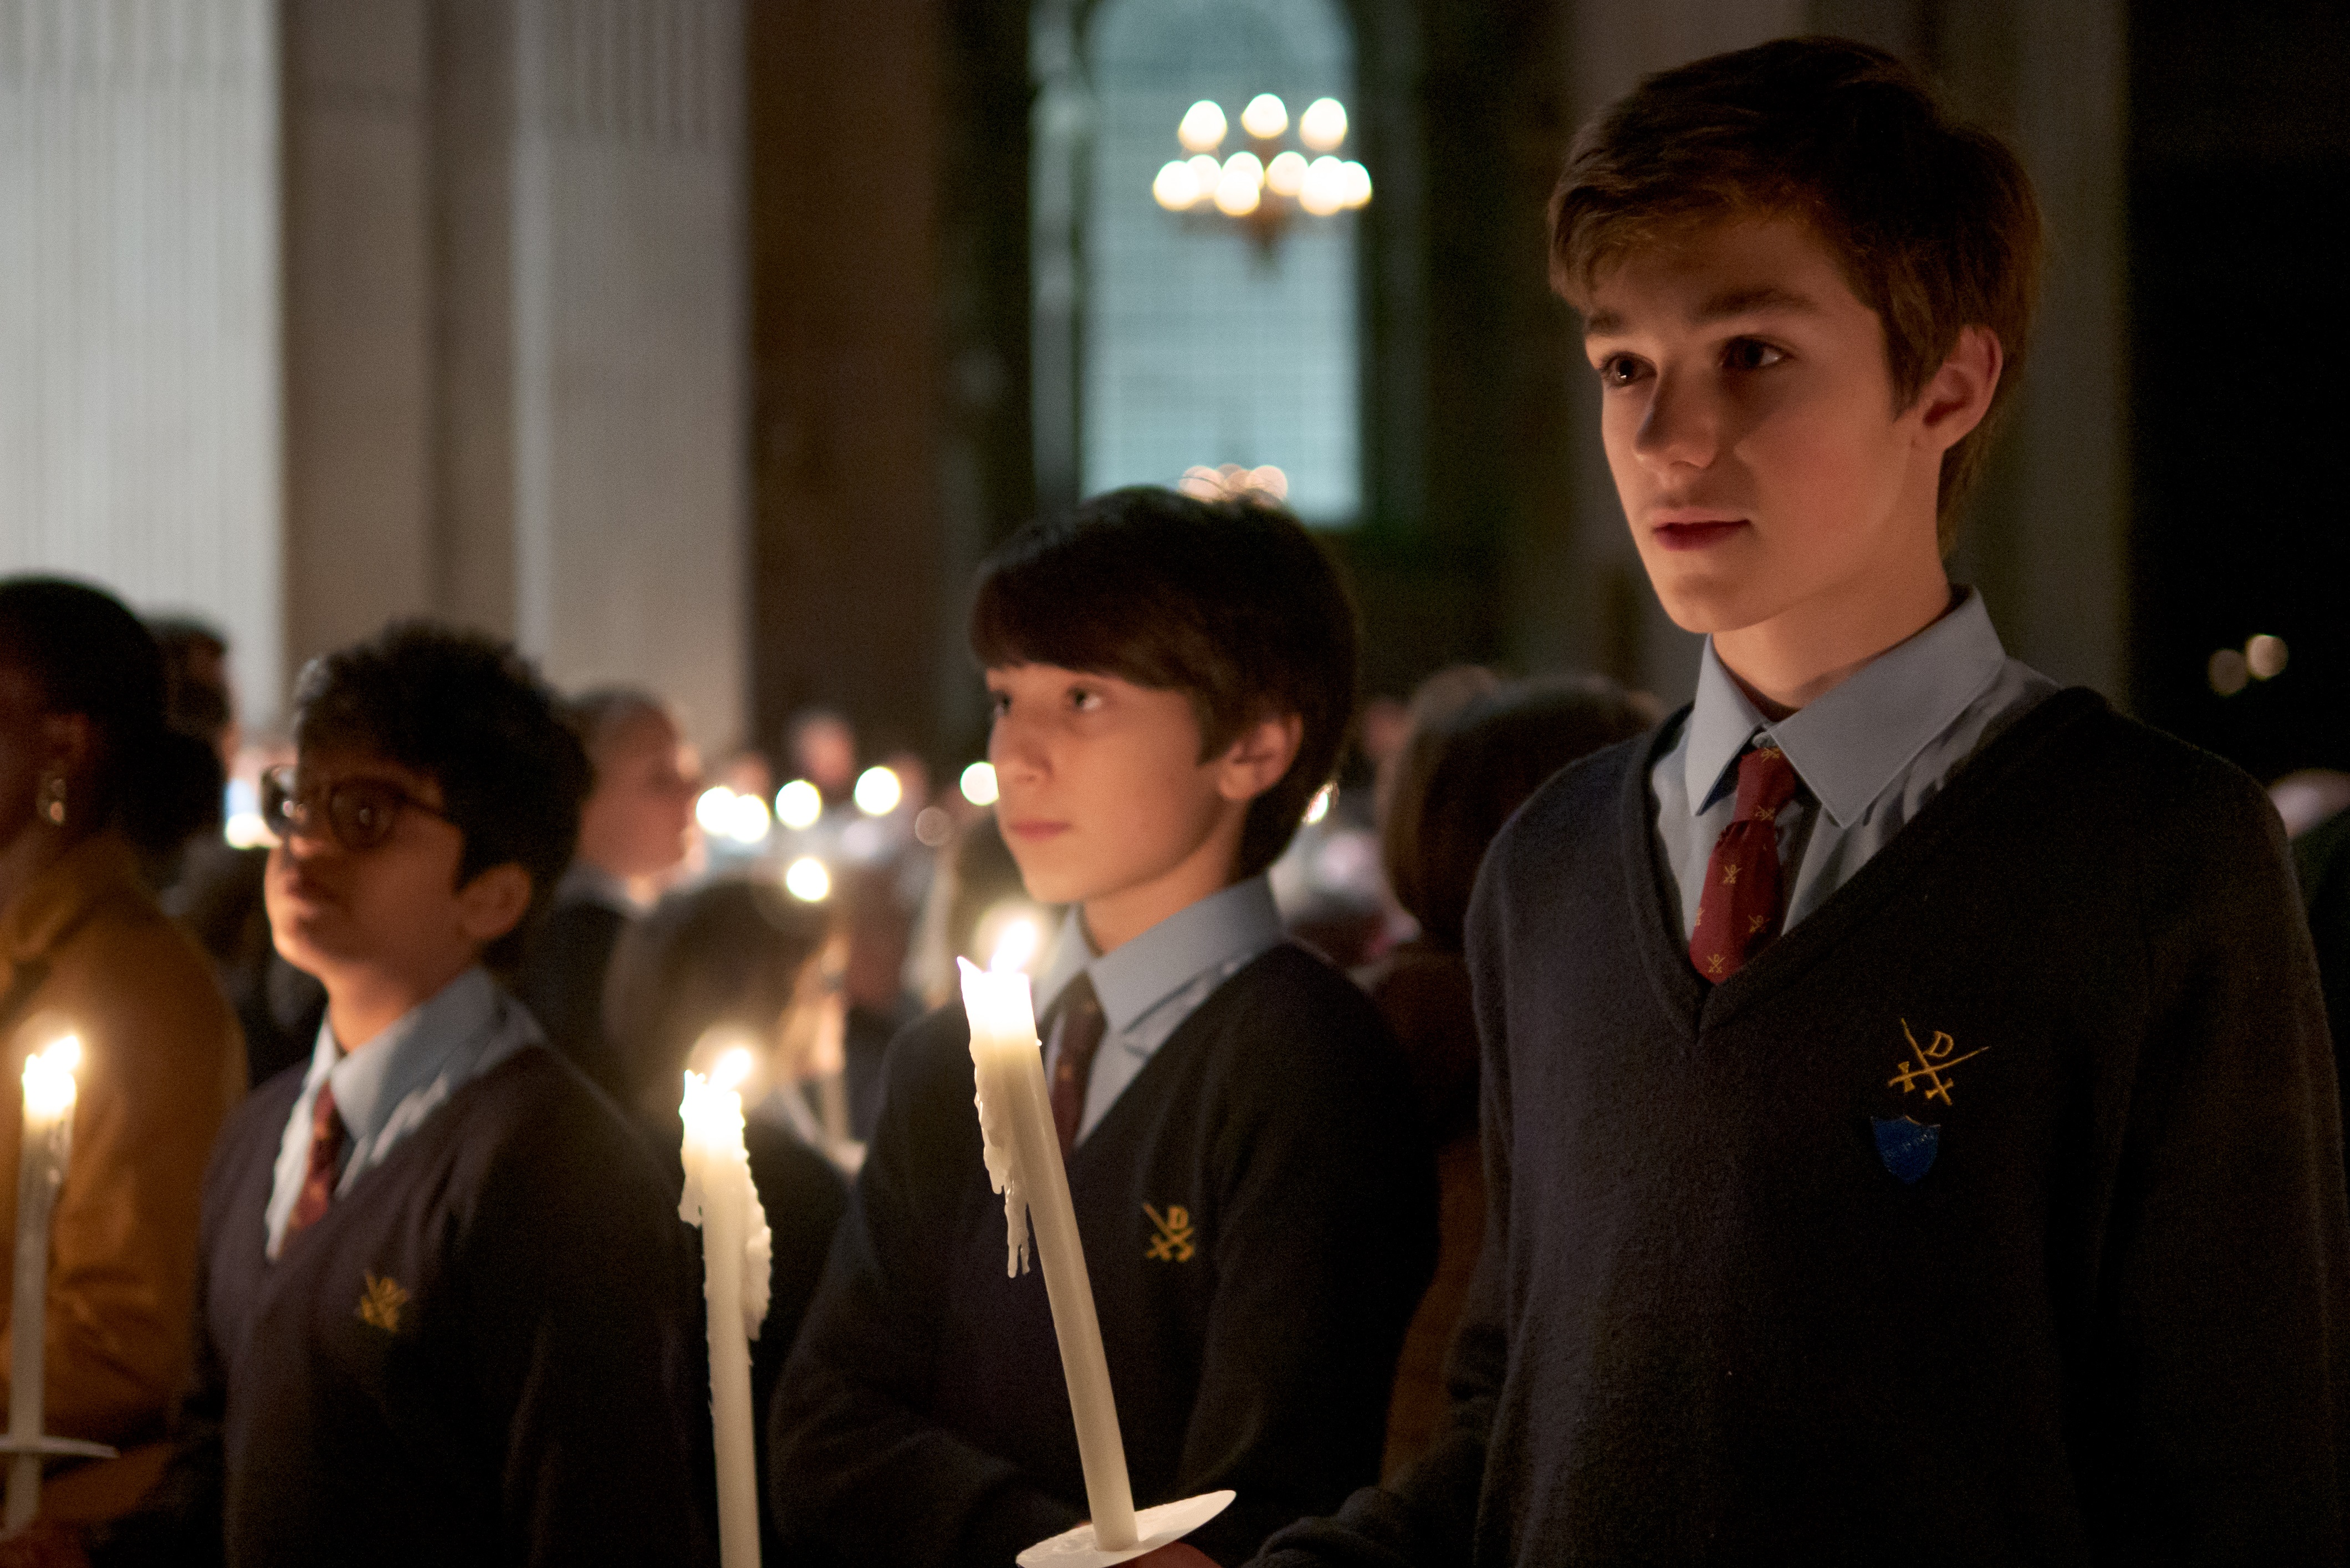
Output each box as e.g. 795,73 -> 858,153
454,862 -> 534,947
1913,323 -> 2003,454
1212,711 -> 1305,805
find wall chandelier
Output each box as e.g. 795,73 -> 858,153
1151,94 -> 1370,249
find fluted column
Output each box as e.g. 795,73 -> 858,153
282,0 -> 746,752
0,0 -> 284,719
509,0 -> 747,746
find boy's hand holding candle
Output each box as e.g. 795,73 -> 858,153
958,939 -> 1232,1568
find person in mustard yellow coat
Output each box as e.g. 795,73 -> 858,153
0,578 -> 244,1526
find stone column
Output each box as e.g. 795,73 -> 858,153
282,0 -> 747,752
0,0 -> 284,721
509,0 -> 748,752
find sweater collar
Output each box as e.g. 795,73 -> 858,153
1035,875 -> 1285,1036
1682,588 -> 2012,830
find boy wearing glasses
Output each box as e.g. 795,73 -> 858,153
46,624 -> 714,1567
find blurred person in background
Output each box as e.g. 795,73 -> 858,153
147,617 -> 238,774
2281,770 -> 2350,1147
113,617 -> 231,893
0,578 -> 245,1528
149,619 -> 326,1086
1367,672 -> 1656,1479
515,687 -> 698,1099
788,707 -> 859,809
601,877 -> 850,1563
832,861 -> 921,1144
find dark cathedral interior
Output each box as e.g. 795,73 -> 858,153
3,3 -> 2348,1564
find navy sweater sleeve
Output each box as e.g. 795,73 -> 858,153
770,1010 -> 1083,1566
1251,870 -> 1517,1568
2079,748 -> 2349,1557
459,1097 -> 716,1567
1174,969 -> 1438,1566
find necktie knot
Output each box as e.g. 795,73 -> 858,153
1734,744 -> 1799,821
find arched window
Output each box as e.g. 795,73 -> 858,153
1080,0 -> 1361,524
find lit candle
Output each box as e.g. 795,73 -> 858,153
7,1036 -> 81,1533
959,947 -> 1140,1552
680,1049 -> 773,1567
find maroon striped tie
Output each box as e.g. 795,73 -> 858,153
284,1082 -> 347,1240
1048,977 -> 1107,1157
1689,744 -> 1799,984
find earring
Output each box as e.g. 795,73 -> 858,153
37,774 -> 65,828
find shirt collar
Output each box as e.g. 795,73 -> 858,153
1684,588 -> 2013,829
312,966 -> 504,1148
1035,875 -> 1285,1036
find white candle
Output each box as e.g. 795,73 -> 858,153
959,953 -> 1139,1551
7,1036 -> 80,1534
680,1049 -> 773,1568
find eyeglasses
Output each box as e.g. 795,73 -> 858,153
259,764 -> 455,852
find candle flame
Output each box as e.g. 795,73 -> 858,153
23,1033 -> 81,1120
989,918 -> 1041,975
713,1046 -> 755,1092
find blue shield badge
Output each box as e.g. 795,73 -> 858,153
1872,1116 -> 1939,1184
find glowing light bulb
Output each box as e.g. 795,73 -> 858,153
1177,100 -> 1228,152
2247,634 -> 2290,680
1153,160 -> 1202,210
727,792 -> 772,846
2208,648 -> 2250,697
1300,155 -> 1347,216
1240,94 -> 1288,140
1340,160 -> 1372,208
784,856 -> 832,902
1266,150 -> 1307,196
1215,153 -> 1264,216
775,778 -> 823,830
1299,97 -> 1347,152
695,785 -> 738,835
1186,152 -> 1222,192
854,766 -> 903,816
959,761 -> 999,806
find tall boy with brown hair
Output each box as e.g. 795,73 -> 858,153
770,488 -> 1436,1566
1250,37 -> 2349,1566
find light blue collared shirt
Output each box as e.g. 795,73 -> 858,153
1652,589 -> 2060,941
264,966 -> 544,1259
1034,875 -> 1288,1145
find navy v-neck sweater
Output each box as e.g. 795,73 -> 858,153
1261,689 -> 2350,1566
770,942 -> 1438,1567
91,1048 -> 715,1567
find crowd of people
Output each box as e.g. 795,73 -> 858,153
2,33 -> 2347,1568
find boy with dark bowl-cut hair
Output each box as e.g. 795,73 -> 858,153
1248,36 -> 2349,1568
23,623 -> 716,1568
769,487 -> 1437,1567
